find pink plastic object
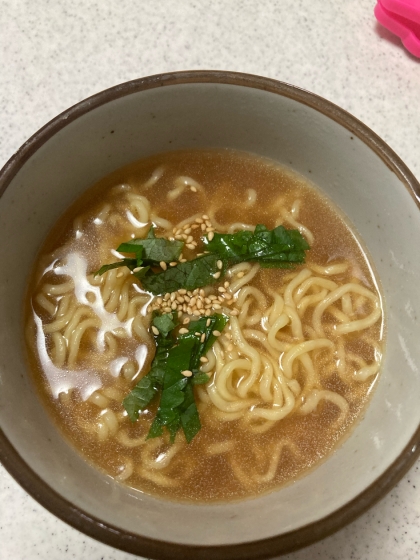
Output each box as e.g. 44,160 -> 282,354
381,0 -> 420,24
374,0 -> 420,58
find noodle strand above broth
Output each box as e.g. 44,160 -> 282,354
25,150 -> 384,502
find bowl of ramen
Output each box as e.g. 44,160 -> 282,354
1,71 -> 420,559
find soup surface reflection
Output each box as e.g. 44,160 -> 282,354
25,150 -> 384,502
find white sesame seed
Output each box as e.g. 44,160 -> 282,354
227,344 -> 234,352
179,328 -> 189,334
186,243 -> 195,250
171,302 -> 177,310
164,293 -> 171,301
170,292 -> 176,301
179,289 -> 187,295
200,356 -> 209,363
116,271 -> 124,278
195,218 -> 203,224
217,260 -> 223,270
202,214 -> 209,220
190,186 -> 197,192
180,258 -> 187,262
197,300 -> 203,309
133,267 -> 142,273
186,235 -> 193,244
230,309 -> 239,315
151,326 -> 159,335
201,223 -> 206,231
200,333 -> 206,343
193,309 -> 201,316
205,220 -> 212,228
182,224 -> 190,230
163,306 -> 171,313
160,261 -> 167,270
177,296 -> 184,303
224,281 -> 230,288
213,303 -> 221,309
170,262 -> 177,267
206,318 -> 211,326
218,287 -> 226,293
178,311 -> 183,318
237,271 -> 245,278
181,370 -> 193,377
184,228 -> 192,234
213,271 -> 221,279
208,231 -> 214,241
183,317 -> 190,324
191,224 -> 200,229
213,330 -> 221,337
205,309 -> 211,316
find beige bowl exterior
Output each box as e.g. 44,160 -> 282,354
1,71 -> 420,559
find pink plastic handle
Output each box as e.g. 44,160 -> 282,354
381,0 -> 420,25
375,0 -> 420,58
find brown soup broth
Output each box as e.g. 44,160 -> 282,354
25,149 -> 384,502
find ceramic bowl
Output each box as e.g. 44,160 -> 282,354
1,71 -> 420,560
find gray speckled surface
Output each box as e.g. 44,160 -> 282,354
1,1 -> 420,559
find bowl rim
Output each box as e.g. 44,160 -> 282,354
1,70 -> 420,560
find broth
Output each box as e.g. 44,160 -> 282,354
25,149 -> 384,502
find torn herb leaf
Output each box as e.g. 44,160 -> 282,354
191,372 -> 211,385
96,224 -> 309,292
203,224 -> 310,266
122,318 -> 178,422
180,384 -> 201,443
118,227 -> 184,264
177,314 -> 229,371
123,375 -> 159,422
152,312 -> 177,337
141,253 -> 222,295
123,313 -> 228,443
94,226 -> 183,277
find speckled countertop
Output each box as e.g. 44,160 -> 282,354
1,1 -> 420,559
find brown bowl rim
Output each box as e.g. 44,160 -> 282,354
1,70 -> 420,560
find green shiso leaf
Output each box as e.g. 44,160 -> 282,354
123,313 -> 228,443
